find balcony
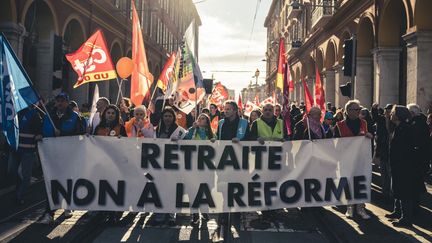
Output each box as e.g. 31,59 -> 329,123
287,4 -> 302,19
287,40 -> 302,55
311,1 -> 335,30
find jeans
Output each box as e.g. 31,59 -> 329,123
9,151 -> 36,200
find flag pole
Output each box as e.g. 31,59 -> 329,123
115,77 -> 125,105
40,101 -> 58,132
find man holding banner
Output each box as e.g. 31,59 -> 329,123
334,99 -> 373,220
214,100 -> 250,241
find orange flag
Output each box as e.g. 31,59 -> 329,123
131,1 -> 153,106
66,30 -> 117,88
276,38 -> 286,91
210,116 -> 219,134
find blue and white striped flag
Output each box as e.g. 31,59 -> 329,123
0,33 -> 39,149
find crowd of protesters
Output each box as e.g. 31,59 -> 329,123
0,90 -> 431,237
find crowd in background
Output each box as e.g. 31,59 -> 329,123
0,91 -> 431,237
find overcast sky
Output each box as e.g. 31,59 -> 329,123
195,0 -> 272,98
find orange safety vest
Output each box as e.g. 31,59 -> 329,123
336,119 -> 368,137
95,125 -> 122,137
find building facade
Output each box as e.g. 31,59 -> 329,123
265,0 -> 432,112
241,82 -> 267,105
0,0 -> 201,105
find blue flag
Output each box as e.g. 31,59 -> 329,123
0,33 -> 39,149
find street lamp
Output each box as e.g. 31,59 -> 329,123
254,69 -> 260,85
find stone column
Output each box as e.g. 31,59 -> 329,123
404,31 -> 432,112
355,57 -> 373,107
324,70 -> 335,105
334,64 -> 350,108
0,22 -> 25,60
372,47 -> 401,106
34,41 -> 53,99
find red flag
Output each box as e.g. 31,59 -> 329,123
288,67 -> 294,93
237,94 -> 243,111
131,1 -> 154,107
315,66 -> 326,121
276,38 -> 286,91
66,30 -> 117,88
254,94 -> 261,107
209,82 -> 229,110
302,78 -> 313,113
283,63 -> 292,136
157,52 -> 176,93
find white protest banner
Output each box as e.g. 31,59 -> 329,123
38,136 -> 371,213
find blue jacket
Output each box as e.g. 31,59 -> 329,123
43,108 -> 85,137
217,117 -> 249,140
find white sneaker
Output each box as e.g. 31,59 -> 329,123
64,210 -> 73,218
39,213 -> 53,224
345,206 -> 354,218
356,205 -> 371,220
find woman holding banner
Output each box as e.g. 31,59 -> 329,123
93,104 -> 126,224
125,105 -> 154,138
94,105 -> 127,137
184,113 -> 213,226
150,106 -> 186,226
184,113 -> 214,140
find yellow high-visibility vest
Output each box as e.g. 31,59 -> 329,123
256,118 -> 283,140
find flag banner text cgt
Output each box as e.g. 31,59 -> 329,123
38,136 -> 372,213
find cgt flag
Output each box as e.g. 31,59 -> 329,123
0,33 -> 39,149
131,0 -> 154,107
66,30 -> 117,88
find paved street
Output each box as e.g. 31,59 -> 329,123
1,165 -> 431,243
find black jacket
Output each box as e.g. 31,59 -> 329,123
389,122 -> 426,199
410,114 -> 431,175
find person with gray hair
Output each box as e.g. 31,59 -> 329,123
334,100 -> 373,220
293,106 -> 327,140
125,105 -> 155,138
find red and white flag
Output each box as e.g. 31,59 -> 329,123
131,0 -> 154,106
244,101 -> 260,117
66,30 -> 117,88
261,96 -> 276,107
